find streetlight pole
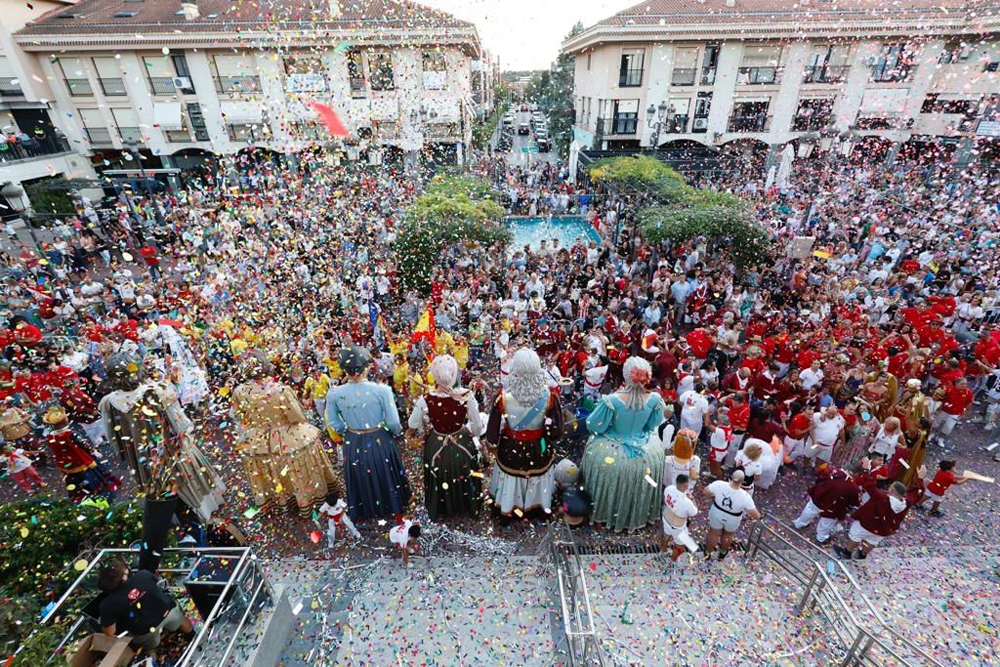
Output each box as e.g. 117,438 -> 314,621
645,101 -> 675,154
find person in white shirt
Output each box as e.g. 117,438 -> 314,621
661,475 -> 699,561
583,358 -> 608,399
809,405 -> 846,464
318,498 -> 361,548
678,386 -> 710,438
704,470 -> 760,560
798,360 -> 824,391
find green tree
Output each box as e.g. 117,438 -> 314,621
23,177 -> 91,222
397,174 -> 510,294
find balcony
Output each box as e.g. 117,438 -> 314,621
165,127 -> 191,142
117,126 -> 143,144
595,116 -> 638,140
701,68 -> 717,85
736,66 -> 781,85
727,114 -> 772,133
802,65 -> 849,84
671,68 -> 696,86
870,64 -> 911,83
148,76 -> 175,95
84,127 -> 113,147
215,75 -> 261,95
98,77 -> 127,96
666,115 -> 690,134
65,78 -> 93,96
0,135 -> 72,163
792,115 -> 832,131
350,76 -> 367,98
425,122 -> 461,141
0,77 -> 23,97
618,68 -> 643,87
853,115 -> 914,130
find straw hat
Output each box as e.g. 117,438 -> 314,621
0,408 -> 30,440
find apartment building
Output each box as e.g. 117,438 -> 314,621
0,0 -> 100,220
563,0 -> 1000,164
12,0 -> 485,178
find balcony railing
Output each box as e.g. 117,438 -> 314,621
671,68 -> 696,86
117,126 -> 143,143
215,75 -> 261,95
792,115 -> 832,131
870,64 -> 912,83
165,127 -> 192,142
0,77 -> 23,97
802,65 -> 849,84
595,116 -> 638,139
98,77 -> 127,96
667,115 -> 690,134
736,66 -> 781,85
853,115 -> 914,130
701,68 -> 717,85
618,68 -> 643,87
84,127 -> 113,147
148,76 -> 175,95
727,114 -> 772,132
65,78 -> 93,96
0,135 -> 72,163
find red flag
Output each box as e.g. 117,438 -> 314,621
307,100 -> 350,137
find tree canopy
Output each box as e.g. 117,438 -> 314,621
398,174 -> 510,294
587,156 -> 772,266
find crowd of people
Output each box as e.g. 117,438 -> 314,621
2,143 -> 998,575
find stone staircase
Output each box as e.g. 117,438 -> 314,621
577,552 -> 837,666
272,539 -> 999,667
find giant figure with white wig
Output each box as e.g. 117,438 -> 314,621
485,348 -> 564,516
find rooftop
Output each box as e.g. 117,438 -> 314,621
17,0 -> 475,36
564,0 -> 1000,51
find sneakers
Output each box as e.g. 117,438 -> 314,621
929,509 -> 944,517
717,549 -> 729,561
670,545 -> 686,562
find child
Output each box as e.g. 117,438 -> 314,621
318,498 -> 360,548
389,517 -> 421,567
922,460 -> 968,517
3,444 -> 47,492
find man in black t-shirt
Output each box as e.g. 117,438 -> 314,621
98,561 -> 193,660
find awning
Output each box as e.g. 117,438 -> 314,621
153,102 -> 183,130
219,101 -> 263,124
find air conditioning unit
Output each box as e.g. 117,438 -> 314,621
172,77 -> 192,90
693,118 -> 709,130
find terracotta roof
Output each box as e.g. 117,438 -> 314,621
597,0 -> 995,26
17,0 -> 475,36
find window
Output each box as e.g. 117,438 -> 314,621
346,50 -> 366,95
938,42 -> 971,64
284,56 -> 326,93
143,56 -> 175,95
171,55 -> 195,93
728,100 -> 770,132
803,45 -> 850,83
227,123 -> 261,141
368,51 -> 394,91
611,99 -> 638,134
213,55 -> 260,94
618,49 -> 644,87
587,53 -> 592,71
702,45 -> 720,85
921,94 -> 977,116
113,11 -> 139,18
672,48 -> 698,86
57,57 -> 93,96
792,98 -> 834,131
666,98 -> 690,133
93,57 -> 126,96
422,52 -> 447,90
738,46 -> 782,85
870,44 -> 916,82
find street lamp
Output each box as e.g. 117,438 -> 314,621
646,101 -> 675,152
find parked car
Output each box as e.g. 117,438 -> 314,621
535,131 -> 551,151
520,103 -> 529,111
518,122 -> 530,135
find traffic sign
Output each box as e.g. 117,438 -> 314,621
521,146 -> 539,153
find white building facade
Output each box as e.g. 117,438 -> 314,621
563,0 -> 1000,163
0,0 -> 100,220
13,0 -> 485,176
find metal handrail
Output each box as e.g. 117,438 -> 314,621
747,517 -> 945,667
544,520 -> 606,667
175,549 -> 251,666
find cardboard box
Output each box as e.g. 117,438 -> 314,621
69,633 -> 135,667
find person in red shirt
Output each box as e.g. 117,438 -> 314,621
139,243 -> 162,280
685,328 -> 714,364
931,377 -> 973,445
834,479 -> 913,560
112,314 -> 141,343
917,459 -> 967,516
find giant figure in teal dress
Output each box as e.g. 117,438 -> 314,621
580,357 -> 666,532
